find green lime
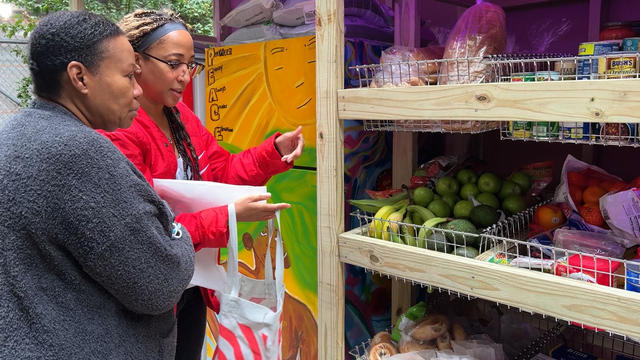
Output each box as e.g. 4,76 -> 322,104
502,195 -> 527,216
460,183 -> 480,200
499,180 -> 522,200
428,199 -> 451,217
413,187 -> 434,207
435,176 -> 460,196
476,192 -> 500,209
456,168 -> 478,185
477,173 -> 502,194
453,200 -> 474,219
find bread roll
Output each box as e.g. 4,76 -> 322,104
369,341 -> 398,360
371,331 -> 394,346
410,314 -> 449,341
436,332 -> 452,350
442,1 -> 506,85
452,322 -> 467,341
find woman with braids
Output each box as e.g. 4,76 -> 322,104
0,11 -> 195,359
99,9 -> 304,359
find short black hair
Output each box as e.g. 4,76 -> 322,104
28,11 -> 124,100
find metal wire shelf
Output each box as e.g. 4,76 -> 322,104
500,121 -> 640,147
362,119 -> 501,134
349,53 -> 640,88
348,291 -> 640,360
514,324 -> 640,360
350,201 -> 640,298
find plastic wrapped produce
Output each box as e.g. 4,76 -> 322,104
222,23 -> 282,45
441,0 -> 506,85
272,0 -> 314,26
370,46 -> 444,88
221,0 -> 279,28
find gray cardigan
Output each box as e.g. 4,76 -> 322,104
0,99 -> 195,359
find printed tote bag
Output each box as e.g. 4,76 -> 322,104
214,203 -> 284,360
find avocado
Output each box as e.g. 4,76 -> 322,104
441,219 -> 480,248
469,205 -> 500,229
450,246 -> 480,259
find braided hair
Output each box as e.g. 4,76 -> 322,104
29,11 -> 124,101
119,9 -> 201,180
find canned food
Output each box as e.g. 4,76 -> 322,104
509,121 -> 533,138
554,61 -> 577,80
532,122 -> 560,139
622,37 -> 640,51
592,123 -> 637,144
577,41 -> 620,80
561,123 -> 590,140
511,72 -> 535,82
603,51 -> 639,78
535,71 -> 560,81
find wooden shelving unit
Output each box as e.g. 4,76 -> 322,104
315,0 -> 640,359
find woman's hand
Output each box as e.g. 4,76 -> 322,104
234,194 -> 290,222
275,126 -> 304,164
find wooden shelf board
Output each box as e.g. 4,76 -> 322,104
338,79 -> 640,123
339,228 -> 640,339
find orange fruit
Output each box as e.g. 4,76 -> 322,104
630,176 -> 640,189
608,181 -> 629,193
586,177 -> 601,187
579,203 -> 604,227
533,204 -> 566,230
569,186 -> 583,205
567,171 -> 587,188
582,185 -> 607,205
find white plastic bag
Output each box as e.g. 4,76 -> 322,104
272,0 -> 314,26
153,179 -> 268,292
214,203 -> 285,359
601,189 -> 640,246
553,154 -> 623,213
221,0 -> 279,28
223,23 -> 282,45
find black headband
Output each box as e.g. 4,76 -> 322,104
136,22 -> 188,52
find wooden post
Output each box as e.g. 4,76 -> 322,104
391,0 -> 421,324
69,0 -> 84,11
316,0 -> 345,358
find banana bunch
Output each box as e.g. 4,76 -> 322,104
350,190 -> 408,213
367,199 -> 409,239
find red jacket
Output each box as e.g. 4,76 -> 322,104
99,102 -> 291,311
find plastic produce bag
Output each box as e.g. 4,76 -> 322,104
223,23 -> 282,45
553,154 -> 623,215
272,0 -> 314,26
451,335 -> 505,360
278,23 -> 315,38
391,301 -> 427,342
370,46 -> 444,88
553,229 -> 626,258
388,349 -> 438,359
221,0 -> 279,28
601,188 -> 640,246
441,0 -> 506,85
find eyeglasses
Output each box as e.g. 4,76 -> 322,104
142,52 -> 205,78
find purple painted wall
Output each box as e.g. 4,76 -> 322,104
420,0 -> 640,54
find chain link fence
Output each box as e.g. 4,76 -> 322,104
0,36 -> 29,127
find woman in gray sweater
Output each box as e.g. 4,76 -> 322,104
0,11 -> 195,359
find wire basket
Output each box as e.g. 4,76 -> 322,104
349,53 -> 640,88
362,119 -> 500,134
514,324 -> 640,360
351,200 -> 640,294
500,121 -> 640,147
